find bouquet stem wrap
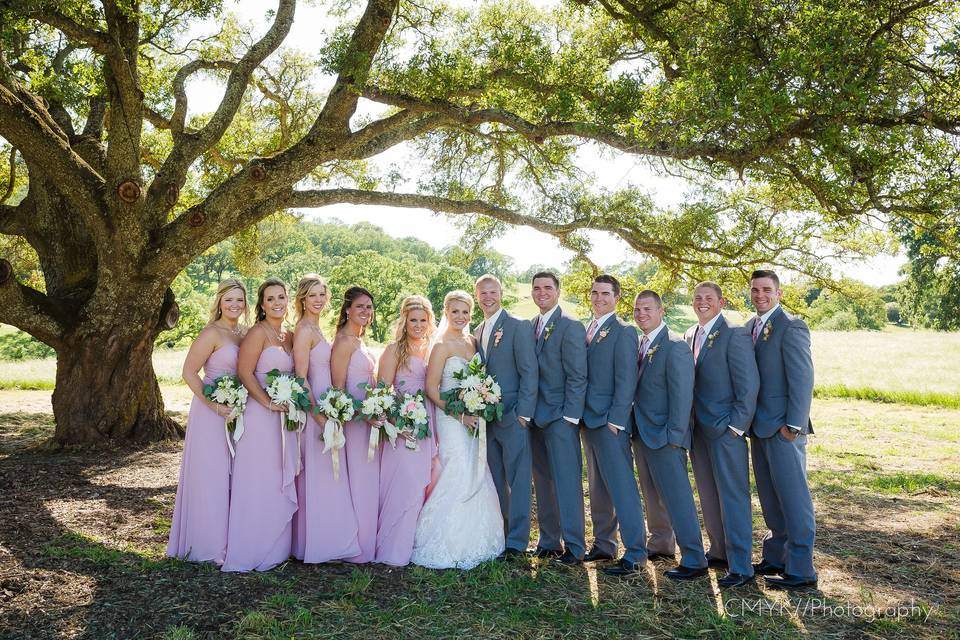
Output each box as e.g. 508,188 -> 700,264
280,403 -> 307,475
367,425 -> 380,463
322,418 -> 346,481
224,410 -> 244,460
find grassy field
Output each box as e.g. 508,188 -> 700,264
0,397 -> 956,638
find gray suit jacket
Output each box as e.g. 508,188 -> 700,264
533,309 -> 587,426
583,316 -> 639,429
632,327 -> 695,449
746,307 -> 815,438
684,315 -> 760,438
475,310 -> 539,425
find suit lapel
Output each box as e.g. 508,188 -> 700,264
639,327 -> 669,376
487,313 -> 506,361
588,315 -> 617,352
474,321 -> 486,362
755,307 -> 784,350
536,309 -> 559,354
697,315 -> 726,367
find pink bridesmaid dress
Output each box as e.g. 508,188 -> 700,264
375,355 -> 435,566
292,337 -> 362,562
221,347 -> 300,572
166,343 -> 237,563
343,344 -> 378,563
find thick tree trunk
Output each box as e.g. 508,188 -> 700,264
51,325 -> 183,445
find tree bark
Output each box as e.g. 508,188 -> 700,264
50,324 -> 183,445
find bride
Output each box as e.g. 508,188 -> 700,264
410,290 -> 505,569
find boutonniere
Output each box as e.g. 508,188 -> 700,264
706,330 -> 720,348
543,323 -> 555,341
762,321 -> 773,341
595,327 -> 611,343
646,344 -> 660,363
493,326 -> 504,347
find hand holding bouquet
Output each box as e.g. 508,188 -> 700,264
391,390 -> 431,451
439,354 -> 504,430
355,381 -> 399,461
265,369 -> 311,472
203,374 -> 248,457
313,386 -> 355,481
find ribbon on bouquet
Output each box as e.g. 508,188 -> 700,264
280,403 -> 307,475
464,415 -> 487,501
223,409 -> 244,460
321,418 -> 346,481
403,428 -> 419,451
367,420 -> 399,461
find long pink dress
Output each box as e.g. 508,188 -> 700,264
344,344 -> 378,563
221,347 -> 300,572
166,343 -> 237,563
292,338 -> 362,562
375,355 -> 435,566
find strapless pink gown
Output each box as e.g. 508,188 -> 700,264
166,343 -> 237,563
344,345 -> 378,563
375,355 -> 435,566
292,338 -> 362,562
222,347 -> 299,572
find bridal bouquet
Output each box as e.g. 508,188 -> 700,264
313,387 -> 355,481
440,354 -> 503,486
265,369 -> 311,472
355,381 -> 399,461
203,374 -> 248,457
440,354 -> 504,429
390,390 -> 431,451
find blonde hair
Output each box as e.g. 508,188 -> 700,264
474,273 -> 502,290
208,278 -> 249,325
443,289 -> 474,313
393,295 -> 436,371
255,277 -> 288,322
294,274 -> 329,322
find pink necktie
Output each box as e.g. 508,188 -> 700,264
752,318 -> 763,344
639,335 -> 649,363
693,326 -> 704,363
586,319 -> 598,344
536,316 -> 545,338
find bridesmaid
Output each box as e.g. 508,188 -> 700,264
331,286 -> 378,564
222,278 -> 299,572
167,279 -> 247,564
375,295 -> 437,566
291,274 -> 362,563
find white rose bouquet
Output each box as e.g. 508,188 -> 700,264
354,381 -> 399,461
264,369 -> 311,471
390,390 -> 431,451
312,386 -> 355,481
439,354 -> 504,488
203,374 -> 248,457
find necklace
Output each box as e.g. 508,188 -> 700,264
263,321 -> 284,345
215,321 -> 242,337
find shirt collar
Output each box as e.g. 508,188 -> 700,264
758,304 -> 781,324
485,308 -> 504,328
699,313 -> 722,336
591,310 -> 616,328
539,304 -> 561,325
643,321 -> 667,343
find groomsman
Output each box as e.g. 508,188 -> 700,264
473,274 -> 539,559
528,272 -> 588,565
580,275 -> 648,577
747,270 -> 817,590
631,290 -> 707,580
685,282 -> 760,588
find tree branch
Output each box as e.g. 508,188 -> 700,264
0,274 -> 67,349
1,147 -> 16,204
28,7 -> 114,56
145,0 -> 295,221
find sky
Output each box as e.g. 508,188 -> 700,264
185,1 -> 905,285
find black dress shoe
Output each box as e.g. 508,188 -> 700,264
555,550 -> 583,566
717,572 -> 756,588
664,565 -> 709,581
707,556 -> 728,569
583,547 -> 615,562
764,574 -> 818,590
497,548 -> 526,561
647,552 -> 675,562
601,559 -> 643,577
752,560 -> 785,576
527,546 -> 564,559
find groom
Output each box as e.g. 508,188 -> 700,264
474,274 -> 539,559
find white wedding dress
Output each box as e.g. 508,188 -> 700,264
410,356 -> 505,569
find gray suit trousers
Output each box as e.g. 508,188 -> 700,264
631,439 -> 678,556
531,418 -> 586,557
637,439 -> 707,569
752,432 -> 817,579
582,426 -> 647,563
691,426 -> 754,575
486,418 -> 533,551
